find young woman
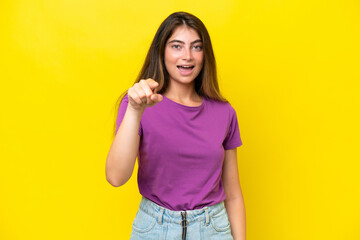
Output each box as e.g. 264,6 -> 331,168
106,12 -> 246,240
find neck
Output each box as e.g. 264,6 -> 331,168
164,79 -> 200,101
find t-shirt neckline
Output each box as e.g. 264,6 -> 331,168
162,95 -> 205,110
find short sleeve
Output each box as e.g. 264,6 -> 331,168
223,106 -> 243,150
115,94 -> 142,136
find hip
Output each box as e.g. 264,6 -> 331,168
130,196 -> 234,240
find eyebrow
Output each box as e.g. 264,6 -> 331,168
167,39 -> 202,44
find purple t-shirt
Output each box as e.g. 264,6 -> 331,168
115,93 -> 242,211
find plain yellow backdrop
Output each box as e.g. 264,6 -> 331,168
1,0 -> 359,239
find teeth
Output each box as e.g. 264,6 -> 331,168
179,65 -> 193,68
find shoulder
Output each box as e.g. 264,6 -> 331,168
207,97 -> 236,113
120,93 -> 129,104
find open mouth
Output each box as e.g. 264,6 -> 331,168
177,65 -> 194,70
177,65 -> 195,75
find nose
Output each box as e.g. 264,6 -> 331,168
182,47 -> 192,61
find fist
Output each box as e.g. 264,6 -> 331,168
127,78 -> 163,111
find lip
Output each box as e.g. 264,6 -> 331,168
177,65 -> 195,76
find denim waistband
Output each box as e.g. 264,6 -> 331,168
138,196 -> 226,226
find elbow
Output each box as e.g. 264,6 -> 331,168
106,178 -> 121,187
105,156 -> 134,187
106,174 -> 129,187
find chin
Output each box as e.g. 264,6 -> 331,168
174,76 -> 197,84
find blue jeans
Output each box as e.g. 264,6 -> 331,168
130,196 -> 234,239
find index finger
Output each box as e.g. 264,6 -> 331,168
146,78 -> 159,91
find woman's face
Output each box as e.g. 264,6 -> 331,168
164,25 -> 204,85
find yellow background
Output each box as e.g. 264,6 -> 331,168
1,0 -> 359,239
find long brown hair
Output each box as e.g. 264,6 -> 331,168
113,11 -> 228,136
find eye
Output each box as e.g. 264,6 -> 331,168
172,44 -> 181,49
193,45 -> 203,51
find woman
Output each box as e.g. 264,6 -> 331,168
106,11 -> 246,240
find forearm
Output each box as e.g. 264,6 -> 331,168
224,194 -> 246,240
105,105 -> 144,187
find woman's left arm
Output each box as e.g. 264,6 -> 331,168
222,148 -> 246,240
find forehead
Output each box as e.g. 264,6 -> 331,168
167,25 -> 201,42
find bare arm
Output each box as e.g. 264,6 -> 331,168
105,106 -> 143,187
222,148 -> 246,240
105,78 -> 163,187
